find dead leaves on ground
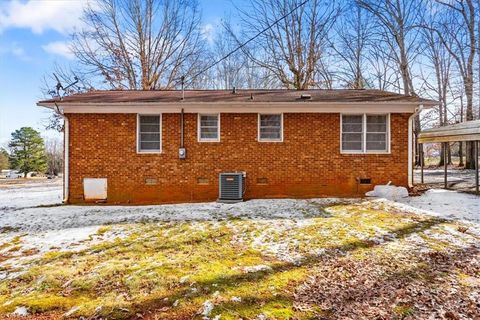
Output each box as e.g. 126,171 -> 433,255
295,247 -> 480,319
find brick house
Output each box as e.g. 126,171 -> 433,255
37,89 -> 437,204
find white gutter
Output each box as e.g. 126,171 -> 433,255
54,104 -> 69,203
63,116 -> 69,203
408,105 -> 424,187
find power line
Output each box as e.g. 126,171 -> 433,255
186,0 -> 310,83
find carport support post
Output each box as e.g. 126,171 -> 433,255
475,140 -> 479,195
444,142 -> 448,189
420,143 -> 424,184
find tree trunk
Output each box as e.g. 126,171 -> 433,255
459,99 -> 465,167
466,142 -> 476,168
438,143 -> 452,166
465,87 -> 475,168
414,115 -> 421,166
448,144 -> 452,164
459,141 -> 464,167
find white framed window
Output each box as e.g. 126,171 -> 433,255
341,114 -> 389,153
258,113 -> 283,142
198,114 -> 220,142
366,114 -> 389,152
137,114 -> 162,153
341,114 -> 363,152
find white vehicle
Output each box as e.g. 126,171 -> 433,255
6,170 -> 23,179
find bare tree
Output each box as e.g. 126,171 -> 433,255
366,42 -> 402,91
448,80 -> 468,166
432,0 -> 478,168
356,0 -> 426,165
211,25 -> 255,89
210,23 -> 281,90
229,0 -> 340,89
478,0 -> 480,119
332,2 -> 374,89
419,14 -> 454,165
72,0 -> 206,90
44,137 -> 63,176
356,0 -> 425,95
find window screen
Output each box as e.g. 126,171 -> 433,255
341,115 -> 363,151
366,115 -> 388,151
199,114 -> 219,141
259,114 -> 282,141
138,115 -> 161,152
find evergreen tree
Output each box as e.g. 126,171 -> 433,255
8,127 -> 47,175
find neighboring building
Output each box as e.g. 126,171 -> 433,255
37,89 -> 437,204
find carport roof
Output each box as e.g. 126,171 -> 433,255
418,120 -> 480,143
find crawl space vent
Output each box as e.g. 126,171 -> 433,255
359,178 -> 372,185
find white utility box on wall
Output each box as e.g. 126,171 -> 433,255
83,178 -> 108,200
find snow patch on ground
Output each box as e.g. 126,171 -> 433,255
0,183 -> 362,279
201,300 -> 214,318
396,189 -> 480,223
238,264 -> 273,273
1,196 -> 352,233
1,182 -> 479,281
20,225 -> 100,252
365,184 -> 409,200
12,306 -> 29,316
0,180 -> 62,211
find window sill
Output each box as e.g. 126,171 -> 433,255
341,151 -> 391,155
137,150 -> 163,154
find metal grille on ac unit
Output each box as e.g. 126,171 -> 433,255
218,173 -> 244,203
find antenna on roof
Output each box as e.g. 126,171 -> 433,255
49,73 -> 79,99
63,76 -> 79,92
53,73 -> 63,96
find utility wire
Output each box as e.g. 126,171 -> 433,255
186,0 -> 310,83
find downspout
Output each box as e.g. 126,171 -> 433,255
180,108 -> 184,148
178,76 -> 187,160
54,103 -> 69,203
408,105 -> 424,187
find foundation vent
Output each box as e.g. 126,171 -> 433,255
218,173 -> 244,203
359,178 -> 372,185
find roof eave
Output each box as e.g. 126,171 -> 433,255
37,100 -> 438,108
37,100 -> 437,115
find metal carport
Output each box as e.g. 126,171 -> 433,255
418,120 -> 480,194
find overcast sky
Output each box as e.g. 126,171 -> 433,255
0,0 -> 232,146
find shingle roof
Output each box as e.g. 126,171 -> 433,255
38,89 -> 438,105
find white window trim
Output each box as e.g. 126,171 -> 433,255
137,114 -> 162,154
198,113 -> 220,142
340,113 -> 390,154
258,113 -> 284,142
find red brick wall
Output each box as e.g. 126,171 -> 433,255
67,113 -> 410,204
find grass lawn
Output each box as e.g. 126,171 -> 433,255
0,200 -> 479,319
